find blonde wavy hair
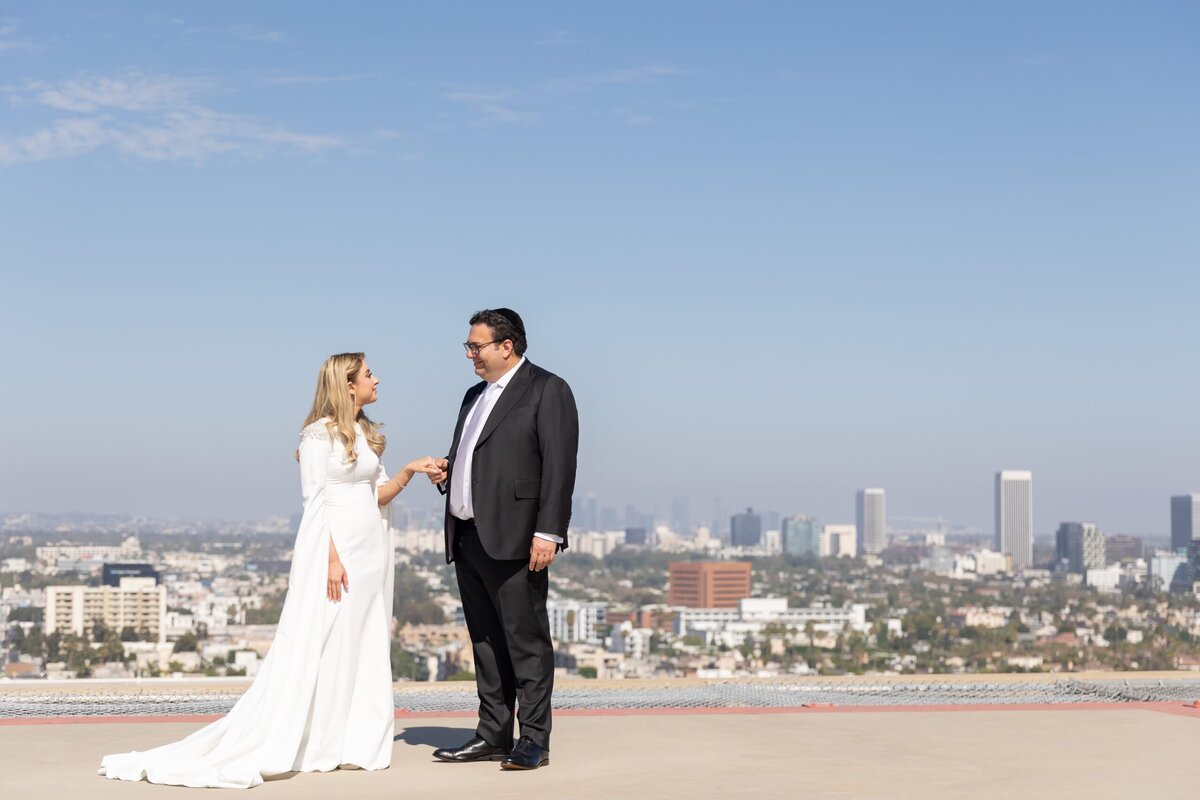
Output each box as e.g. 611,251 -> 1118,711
299,352 -> 386,464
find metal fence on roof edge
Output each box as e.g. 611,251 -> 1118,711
3,678 -> 1200,719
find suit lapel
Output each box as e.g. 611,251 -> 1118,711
474,361 -> 534,450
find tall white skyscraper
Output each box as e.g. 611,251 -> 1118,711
995,471 -> 1033,570
856,488 -> 886,555
1170,494 -> 1200,552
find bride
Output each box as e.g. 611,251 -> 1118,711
100,352 -> 439,788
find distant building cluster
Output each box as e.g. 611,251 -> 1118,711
5,480 -> 1200,683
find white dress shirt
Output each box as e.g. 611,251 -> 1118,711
449,357 -> 563,545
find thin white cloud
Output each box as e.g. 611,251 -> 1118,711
0,117 -> 109,164
230,25 -> 286,43
29,74 -> 213,112
443,90 -> 539,125
1,71 -> 343,165
109,110 -> 340,161
0,21 -> 37,53
444,64 -> 689,126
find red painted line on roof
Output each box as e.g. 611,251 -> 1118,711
546,702 -> 1177,717
1142,704 -> 1200,719
6,701 -> 1200,726
0,714 -> 221,726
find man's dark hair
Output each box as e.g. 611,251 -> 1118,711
470,308 -> 528,356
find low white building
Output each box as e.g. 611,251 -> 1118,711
547,600 -> 607,644
950,606 -> 1014,629
762,529 -> 782,555
1087,564 -> 1123,592
568,531 -> 626,559
675,598 -> 869,648
820,524 -> 858,558
973,549 -> 1011,576
36,536 -> 142,567
233,650 -> 261,677
610,622 -> 654,660
395,528 -> 443,554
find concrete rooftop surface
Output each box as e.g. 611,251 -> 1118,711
2,674 -> 1198,799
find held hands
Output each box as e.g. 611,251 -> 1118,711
426,458 -> 449,485
327,555 -> 349,602
403,457 -> 442,481
378,458 -> 440,507
529,537 -> 556,572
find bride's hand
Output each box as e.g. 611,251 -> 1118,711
403,456 -> 440,478
328,557 -> 349,602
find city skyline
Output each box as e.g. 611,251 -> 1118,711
7,475 -> 1196,545
3,4 -> 1198,533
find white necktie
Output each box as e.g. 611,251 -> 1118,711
453,384 -> 497,518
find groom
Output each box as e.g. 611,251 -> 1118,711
428,308 -> 578,770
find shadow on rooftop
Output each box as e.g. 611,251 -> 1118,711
394,725 -> 473,749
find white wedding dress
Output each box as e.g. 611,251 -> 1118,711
99,420 -> 396,788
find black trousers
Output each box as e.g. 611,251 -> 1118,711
453,518 -> 555,749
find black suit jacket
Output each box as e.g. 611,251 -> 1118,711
441,360 -> 579,563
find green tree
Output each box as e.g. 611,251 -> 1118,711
397,600 -> 445,627
60,634 -> 93,672
244,590 -> 285,625
173,631 -> 199,653
89,619 -> 109,644
45,631 -> 62,661
9,624 -> 27,653
96,632 -> 125,663
7,607 -> 43,623
390,641 -> 429,681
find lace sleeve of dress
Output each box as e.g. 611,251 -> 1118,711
300,422 -> 331,443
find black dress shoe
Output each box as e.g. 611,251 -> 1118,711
432,735 -> 512,763
500,736 -> 549,770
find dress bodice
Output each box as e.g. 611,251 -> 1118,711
300,420 -> 384,505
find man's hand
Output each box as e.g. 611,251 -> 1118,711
529,537 -> 556,572
427,458 -> 449,485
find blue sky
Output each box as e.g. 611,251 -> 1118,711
2,3 -> 1197,536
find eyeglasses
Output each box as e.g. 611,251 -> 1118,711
462,340 -> 502,357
